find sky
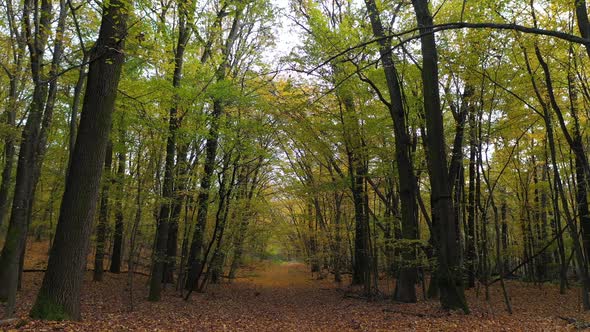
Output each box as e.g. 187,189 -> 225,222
265,0 -> 303,63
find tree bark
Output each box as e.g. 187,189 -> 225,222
0,0 -> 55,310
411,0 -> 468,312
29,0 -> 128,318
363,0 -> 419,302
0,0 -> 26,231
524,46 -> 590,309
93,141 -> 113,281
148,2 -> 192,299
110,134 -> 126,273
466,105 -> 477,288
574,0 -> 590,57
185,8 -> 242,295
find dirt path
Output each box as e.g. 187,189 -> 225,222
4,261 -> 588,331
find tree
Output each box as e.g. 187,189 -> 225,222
185,0 -> 244,293
363,0 -> 419,302
411,0 -> 468,312
0,0 -> 68,315
93,141 -> 113,282
29,0 -> 129,319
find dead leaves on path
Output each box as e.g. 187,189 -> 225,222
2,262 -> 589,331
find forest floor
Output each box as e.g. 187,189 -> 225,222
2,242 -> 590,331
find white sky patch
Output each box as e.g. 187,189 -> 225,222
264,0 -> 302,65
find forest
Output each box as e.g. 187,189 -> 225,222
2,0 -> 590,330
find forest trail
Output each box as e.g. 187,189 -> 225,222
5,258 -> 590,331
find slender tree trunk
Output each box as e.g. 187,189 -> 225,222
527,46 -> 590,307
110,135 -> 126,273
148,8 -> 190,299
185,101 -> 224,292
228,163 -> 261,279
30,0 -> 128,318
544,149 -> 568,292
127,146 -> 143,312
93,141 -> 113,281
67,58 -> 87,174
185,9 -> 242,295
336,93 -> 369,285
348,147 -> 369,284
567,72 -> 590,265
490,197 -> 512,313
539,164 -> 550,276
501,201 -> 509,274
177,194 -> 196,290
466,106 -> 477,288
163,144 -> 188,283
201,159 -> 236,288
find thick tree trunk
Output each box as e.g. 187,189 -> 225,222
29,0 -> 128,319
411,0 -> 468,312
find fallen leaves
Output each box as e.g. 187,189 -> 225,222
1,258 -> 588,331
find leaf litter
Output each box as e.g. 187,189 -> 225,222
2,260 -> 590,331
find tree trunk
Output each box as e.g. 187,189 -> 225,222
0,75 -> 18,230
501,201 -> 509,274
185,9 -> 242,294
0,0 -> 26,232
163,144 -> 188,283
524,46 -> 590,309
185,100 -> 224,291
110,136 -> 126,273
0,0 -> 54,308
529,46 -> 590,308
148,8 -> 189,300
411,0 -> 468,312
66,57 -> 87,174
466,106 -> 477,288
29,0 -> 128,318
574,0 -> 590,57
363,0 -> 419,302
93,141 -> 113,281
127,144 -> 144,312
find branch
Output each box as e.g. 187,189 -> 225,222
310,22 -> 590,74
